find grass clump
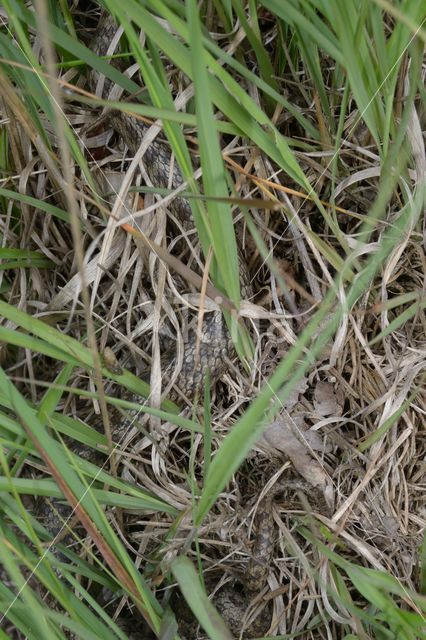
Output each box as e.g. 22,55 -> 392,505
0,1 -> 425,639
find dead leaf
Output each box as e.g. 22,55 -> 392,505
313,381 -> 344,417
259,413 -> 333,510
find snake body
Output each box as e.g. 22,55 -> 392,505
34,10 -> 325,639
89,11 -> 253,401
88,12 -> 280,636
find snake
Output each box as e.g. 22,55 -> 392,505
87,11 -> 270,634
34,8 -> 327,639
88,10 -> 254,402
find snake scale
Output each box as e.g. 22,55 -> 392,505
34,8 -> 327,639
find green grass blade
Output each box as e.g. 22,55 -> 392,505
172,555 -> 233,640
186,0 -> 240,302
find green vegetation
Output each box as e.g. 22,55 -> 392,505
0,1 -> 425,638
